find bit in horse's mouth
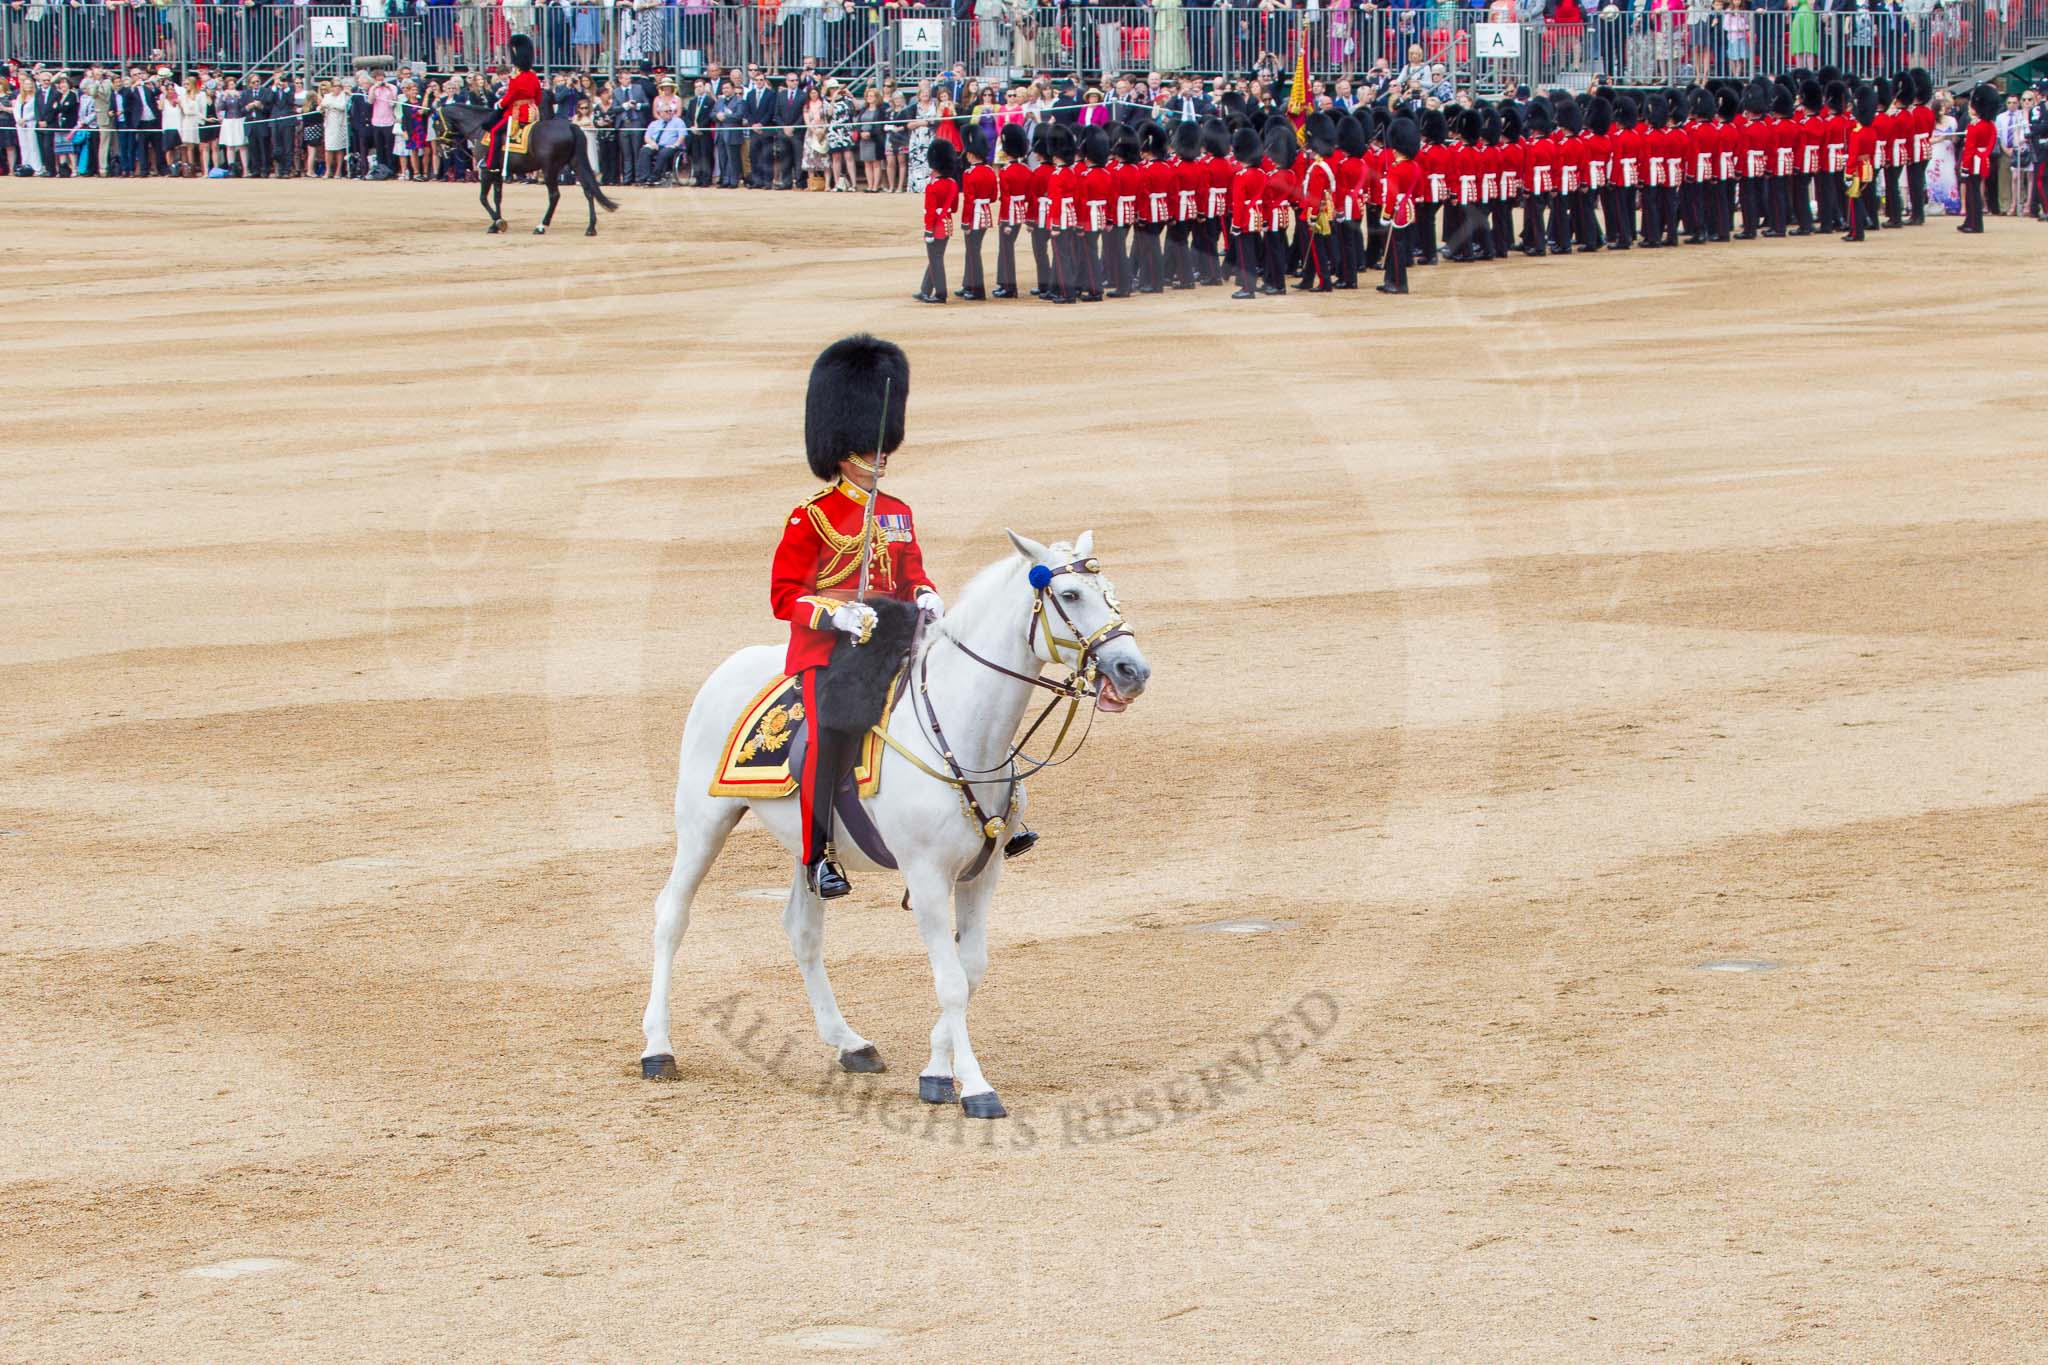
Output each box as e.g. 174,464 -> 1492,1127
1096,678 -> 1132,714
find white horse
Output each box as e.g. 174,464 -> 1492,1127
639,531 -> 1152,1118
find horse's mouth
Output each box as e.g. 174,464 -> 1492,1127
1096,678 -> 1133,714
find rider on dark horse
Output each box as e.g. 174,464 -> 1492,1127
488,33 -> 545,175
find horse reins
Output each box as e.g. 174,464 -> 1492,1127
875,556 -> 1134,853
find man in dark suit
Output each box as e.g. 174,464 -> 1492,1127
741,66 -> 775,187
685,79 -> 717,187
616,72 -> 653,182
771,80 -> 805,187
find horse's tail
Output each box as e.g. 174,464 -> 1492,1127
573,134 -> 618,214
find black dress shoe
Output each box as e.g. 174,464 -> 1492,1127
1735,230 -> 1758,240
1230,287 -> 1256,299
806,858 -> 851,899
991,287 -> 1017,298
1027,287 -> 1042,297
1761,229 -> 1786,238
913,292 -> 945,303
1003,830 -> 1038,860
1105,289 -> 1130,298
954,288 -> 985,300
1374,283 -> 1407,294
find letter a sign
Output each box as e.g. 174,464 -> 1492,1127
899,18 -> 944,53
1473,23 -> 1521,60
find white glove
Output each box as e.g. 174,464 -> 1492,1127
915,588 -> 944,622
828,602 -> 878,640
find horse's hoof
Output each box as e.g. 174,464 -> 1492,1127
918,1075 -> 957,1105
960,1090 -> 1007,1120
533,226 -> 547,235
838,1044 -> 886,1074
585,227 -> 597,237
640,1053 -> 679,1081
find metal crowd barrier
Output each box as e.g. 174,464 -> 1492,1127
3,3 -> 2040,96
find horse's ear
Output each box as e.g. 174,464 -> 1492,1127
1005,529 -> 1050,565
1074,530 -> 1094,558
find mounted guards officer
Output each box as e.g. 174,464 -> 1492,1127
488,33 -> 545,173
772,337 -> 944,900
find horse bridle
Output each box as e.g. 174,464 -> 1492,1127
883,556 -> 1135,855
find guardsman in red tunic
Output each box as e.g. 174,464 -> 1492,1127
1027,123 -> 1057,298
1227,127 -> 1268,298
956,134 -> 996,300
1334,112 -> 1370,285
1958,84 -> 1999,234
1259,126 -> 1299,295
1078,126 -> 1114,301
772,337 -> 941,899
1379,115 -> 1421,294
488,33 -> 545,173
994,123 -> 1031,298
1045,123 -> 1081,304
1107,125 -> 1143,297
1843,86 -> 1880,242
1299,114 -> 1338,288
1792,79 -> 1826,236
1521,98 -> 1556,255
1821,81 -> 1852,233
1906,69 -> 1936,226
1202,122 -> 1236,284
1132,121 -> 1171,293
914,139 -> 958,303
1736,84 -> 1771,238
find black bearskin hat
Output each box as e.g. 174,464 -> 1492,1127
1336,113 -> 1368,157
959,126 -> 988,161
1800,79 -> 1824,114
1716,86 -> 1739,121
1524,99 -> 1553,136
1586,95 -> 1611,136
1613,94 -> 1638,128
1138,121 -> 1169,159
999,122 -> 1029,161
1500,104 -> 1524,141
1263,122 -> 1297,171
1873,76 -> 1893,109
1481,108 -> 1502,147
1456,108 -> 1483,144
508,32 -> 535,72
1824,80 -> 1848,116
926,137 -> 959,180
1420,108 -> 1448,145
1046,122 -> 1077,164
1200,121 -> 1230,159
1220,90 -> 1249,120
1556,99 -> 1583,135
1081,125 -> 1110,168
1231,126 -> 1263,166
1110,125 -> 1139,163
1853,85 -> 1879,127
1910,67 -> 1933,104
1771,85 -> 1794,118
1387,116 -> 1422,161
1969,83 -> 2001,123
1353,107 -> 1377,145
1304,111 -> 1338,156
1645,95 -> 1668,130
1175,119 -> 1204,160
805,335 -> 907,483
1817,64 -> 1842,87
1030,121 -> 1052,158
1741,83 -> 1768,117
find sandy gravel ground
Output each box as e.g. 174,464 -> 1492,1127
3,180 -> 2046,1363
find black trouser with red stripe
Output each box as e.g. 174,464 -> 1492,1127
1302,227 -> 1334,286
799,669 -> 857,868
996,223 -> 1020,292
1381,224 -> 1410,290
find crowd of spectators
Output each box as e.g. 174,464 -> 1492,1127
6,47 -> 2042,216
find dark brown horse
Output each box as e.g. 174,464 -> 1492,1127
436,102 -> 618,237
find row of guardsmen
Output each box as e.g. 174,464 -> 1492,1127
910,66 -> 1997,303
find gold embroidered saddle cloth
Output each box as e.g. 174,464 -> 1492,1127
708,673 -> 891,799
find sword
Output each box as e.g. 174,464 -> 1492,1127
851,375 -> 891,644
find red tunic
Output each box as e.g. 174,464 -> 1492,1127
1382,157 -> 1421,229
1112,159 -> 1142,227
1049,162 -> 1080,230
1742,115 -> 1771,178
960,162 -> 997,232
1141,158 -> 1173,224
1798,111 -> 1825,176
1081,163 -> 1113,232
1961,119 -> 1995,179
922,175 -> 958,239
1175,155 -> 1204,221
495,69 -> 543,126
1030,160 -> 1056,229
1262,166 -> 1301,231
1205,152 -> 1234,219
771,479 -> 936,675
998,160 -> 1033,226
1229,164 -> 1268,233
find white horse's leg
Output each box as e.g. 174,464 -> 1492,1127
781,869 -> 886,1073
920,863 -> 1000,1099
639,794 -> 743,1079
907,864 -> 1003,1117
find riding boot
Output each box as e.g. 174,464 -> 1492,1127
802,715 -> 855,899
